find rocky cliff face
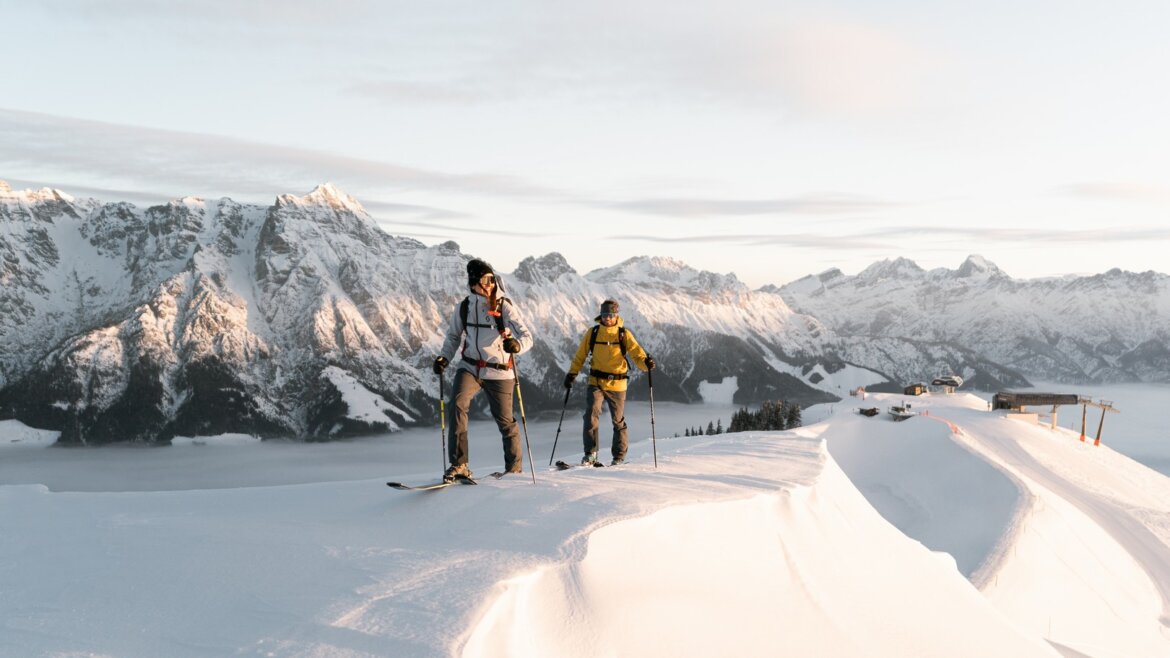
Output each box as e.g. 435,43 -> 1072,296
1,183 -> 467,443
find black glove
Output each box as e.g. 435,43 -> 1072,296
433,356 -> 448,374
645,355 -> 656,370
563,373 -> 576,389
503,337 -> 521,353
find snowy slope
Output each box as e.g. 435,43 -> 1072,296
776,255 -> 1170,384
3,393 -> 1169,657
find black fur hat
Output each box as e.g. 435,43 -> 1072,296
467,259 -> 495,288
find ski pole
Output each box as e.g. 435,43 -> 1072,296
648,368 -> 658,469
439,369 -> 447,472
548,385 -> 572,466
512,357 -> 538,484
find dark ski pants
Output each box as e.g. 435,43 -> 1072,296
448,368 -> 523,472
583,385 -> 628,460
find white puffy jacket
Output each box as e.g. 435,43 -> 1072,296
438,294 -> 534,380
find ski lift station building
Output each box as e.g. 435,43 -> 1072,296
992,391 -> 1080,411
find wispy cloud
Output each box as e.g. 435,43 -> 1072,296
605,194 -> 898,218
612,232 -> 891,251
874,224 -> 1170,244
375,220 -> 557,241
38,0 -> 380,26
1054,182 -> 1170,204
611,224 -> 1170,250
0,108 -> 562,203
362,200 -> 471,222
344,79 -> 500,105
326,6 -> 938,118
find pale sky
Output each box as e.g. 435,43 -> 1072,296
2,0 -> 1169,287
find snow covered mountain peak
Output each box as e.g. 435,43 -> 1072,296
512,252 -> 577,284
586,255 -> 744,295
765,267 -> 846,297
278,182 -> 367,215
954,254 -> 1004,279
173,195 -> 208,208
817,267 -> 845,282
857,257 -> 924,281
0,182 -> 76,205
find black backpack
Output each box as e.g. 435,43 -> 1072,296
460,296 -> 510,335
589,324 -> 629,368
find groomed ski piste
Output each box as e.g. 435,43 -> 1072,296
3,392 -> 1170,657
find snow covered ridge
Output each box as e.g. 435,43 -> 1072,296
777,254 -> 1170,384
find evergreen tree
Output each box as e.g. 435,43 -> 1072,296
716,418 -> 723,434
706,421 -> 715,435
760,401 -> 782,431
728,407 -> 745,433
787,403 -> 802,428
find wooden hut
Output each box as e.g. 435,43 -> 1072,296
903,383 -> 927,396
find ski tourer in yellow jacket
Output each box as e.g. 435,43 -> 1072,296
567,315 -> 652,391
564,300 -> 656,465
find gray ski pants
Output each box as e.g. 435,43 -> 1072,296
448,368 -> 522,471
583,385 -> 628,460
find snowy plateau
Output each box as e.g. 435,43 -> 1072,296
7,181 -> 1163,445
3,392 -> 1170,657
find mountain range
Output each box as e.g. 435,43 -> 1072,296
775,255 -> 1170,384
2,180 -> 1162,443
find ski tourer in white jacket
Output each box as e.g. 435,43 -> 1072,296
433,259 -> 534,480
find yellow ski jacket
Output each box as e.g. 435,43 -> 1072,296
567,318 -> 650,392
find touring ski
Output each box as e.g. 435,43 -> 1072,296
386,475 -> 477,490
